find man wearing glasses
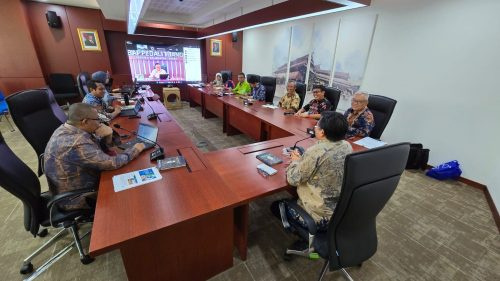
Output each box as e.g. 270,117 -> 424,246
295,85 -> 331,119
44,103 -> 145,211
343,91 -> 375,138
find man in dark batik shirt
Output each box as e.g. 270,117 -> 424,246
44,103 -> 145,210
295,84 -> 331,120
344,91 -> 375,138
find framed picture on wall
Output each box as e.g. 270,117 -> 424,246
77,28 -> 101,51
210,39 -> 222,56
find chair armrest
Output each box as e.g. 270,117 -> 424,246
285,200 -> 318,235
47,188 -> 96,209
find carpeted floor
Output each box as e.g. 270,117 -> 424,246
0,104 -> 498,281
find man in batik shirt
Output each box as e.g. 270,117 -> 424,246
295,84 -> 331,120
278,81 -> 301,112
44,103 -> 145,210
248,75 -> 266,101
278,111 -> 352,231
344,91 -> 375,138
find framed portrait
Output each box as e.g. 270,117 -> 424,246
210,39 -> 222,56
77,28 -> 101,51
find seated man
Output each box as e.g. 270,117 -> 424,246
92,71 -> 118,107
295,84 -> 331,119
278,81 -> 301,112
344,91 -> 375,138
232,72 -> 251,95
44,103 -> 145,211
272,111 -> 352,231
149,63 -> 167,79
248,75 -> 266,101
83,80 -> 121,123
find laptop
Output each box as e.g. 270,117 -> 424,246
159,73 -> 169,80
118,123 -> 159,150
120,102 -> 142,117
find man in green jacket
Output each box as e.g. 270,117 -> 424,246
232,72 -> 251,95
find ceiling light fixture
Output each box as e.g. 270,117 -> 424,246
128,0 -> 145,34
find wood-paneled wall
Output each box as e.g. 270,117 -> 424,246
0,0 -> 45,96
205,32 -> 243,83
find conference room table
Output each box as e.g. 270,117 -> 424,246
89,85 -> 365,281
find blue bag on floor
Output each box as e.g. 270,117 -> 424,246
426,160 -> 462,180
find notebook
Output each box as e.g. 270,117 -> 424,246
120,102 -> 141,117
118,123 -> 158,150
256,152 -> 283,166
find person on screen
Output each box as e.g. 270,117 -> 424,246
271,111 -> 352,232
295,84 -> 331,120
212,73 -> 223,86
343,91 -> 375,138
247,75 -> 266,101
279,81 -> 301,112
149,63 -> 167,79
232,72 -> 251,95
44,103 -> 145,211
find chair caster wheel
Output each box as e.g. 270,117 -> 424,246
284,252 -> 293,261
38,229 -> 49,237
80,255 -> 95,265
20,262 -> 34,274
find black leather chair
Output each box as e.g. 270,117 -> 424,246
324,86 -> 341,111
275,143 -> 410,281
6,88 -> 67,176
76,72 -> 91,98
260,76 -> 277,103
220,70 -> 232,82
48,73 -> 80,104
367,94 -> 397,139
0,131 -> 94,278
295,82 -> 307,109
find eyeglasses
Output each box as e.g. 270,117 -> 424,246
351,99 -> 367,104
84,117 -> 100,121
312,90 -> 321,94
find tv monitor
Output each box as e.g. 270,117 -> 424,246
125,41 -> 202,83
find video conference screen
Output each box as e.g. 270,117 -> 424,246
125,41 -> 202,83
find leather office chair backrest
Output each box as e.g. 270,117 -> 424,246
220,70 -> 232,83
328,142 -> 410,270
324,86 -> 341,111
246,74 -> 260,85
367,94 -> 397,139
6,88 -> 67,176
0,131 -> 43,236
295,82 -> 307,109
260,76 -> 277,103
76,72 -> 90,98
49,73 -> 78,95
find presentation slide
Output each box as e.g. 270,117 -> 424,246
125,41 -> 202,83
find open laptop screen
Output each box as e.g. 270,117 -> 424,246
136,123 -> 158,143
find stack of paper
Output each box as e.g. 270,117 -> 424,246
112,167 -> 162,192
353,137 -> 387,149
262,104 -> 278,109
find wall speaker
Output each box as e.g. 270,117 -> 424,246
231,32 -> 238,42
46,11 -> 62,28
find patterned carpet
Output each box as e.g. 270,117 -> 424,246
0,104 -> 498,281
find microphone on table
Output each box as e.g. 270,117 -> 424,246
290,128 -> 315,155
113,124 -> 165,161
138,94 -> 162,122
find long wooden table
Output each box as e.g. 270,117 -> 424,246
89,86 -> 365,281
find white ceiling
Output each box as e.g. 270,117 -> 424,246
30,0 -> 365,29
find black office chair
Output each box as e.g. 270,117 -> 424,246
275,142 -> 410,281
367,94 -> 397,139
260,76 -> 277,103
295,82 -> 307,109
76,72 -> 91,98
324,86 -> 341,111
0,131 -> 94,279
48,73 -> 80,104
6,88 -> 67,176
220,70 -> 232,82
246,74 -> 260,85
